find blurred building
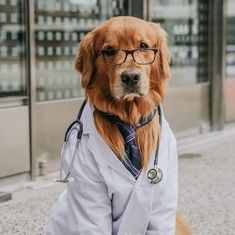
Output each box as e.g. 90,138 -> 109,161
0,0 -> 234,180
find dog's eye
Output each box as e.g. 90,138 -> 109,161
102,47 -> 117,57
140,42 -> 149,49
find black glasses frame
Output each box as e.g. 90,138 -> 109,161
99,48 -> 158,66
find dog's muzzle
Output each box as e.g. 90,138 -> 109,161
121,71 -> 142,96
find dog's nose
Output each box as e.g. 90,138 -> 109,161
121,71 -> 141,86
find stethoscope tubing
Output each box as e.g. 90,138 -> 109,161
57,123 -> 82,183
57,99 -> 86,183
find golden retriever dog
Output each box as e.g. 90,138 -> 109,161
75,16 -> 191,235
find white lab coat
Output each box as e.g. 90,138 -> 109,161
44,101 -> 178,235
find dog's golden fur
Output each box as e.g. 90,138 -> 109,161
76,16 -> 169,167
76,16 -> 191,235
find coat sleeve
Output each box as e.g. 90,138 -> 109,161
44,135 -> 112,235
146,130 -> 178,235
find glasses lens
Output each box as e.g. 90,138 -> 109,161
133,49 -> 155,64
103,49 -> 126,65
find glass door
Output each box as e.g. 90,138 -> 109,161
0,0 -> 27,98
0,0 -> 30,178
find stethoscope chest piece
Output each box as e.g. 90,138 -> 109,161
147,166 -> 163,184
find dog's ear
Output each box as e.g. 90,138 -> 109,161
151,23 -> 171,80
75,32 -> 96,88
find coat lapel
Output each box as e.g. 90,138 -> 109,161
81,101 -> 136,182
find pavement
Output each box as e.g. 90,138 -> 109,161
1,123 -> 235,235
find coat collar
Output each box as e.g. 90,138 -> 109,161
81,99 -> 168,133
79,100 -> 168,182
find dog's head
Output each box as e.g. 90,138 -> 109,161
76,16 -> 170,118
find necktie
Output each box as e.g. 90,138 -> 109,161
98,109 -> 157,179
117,122 -> 141,178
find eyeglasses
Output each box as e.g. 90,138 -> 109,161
99,48 -> 158,66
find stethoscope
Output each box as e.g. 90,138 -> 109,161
57,99 -> 163,184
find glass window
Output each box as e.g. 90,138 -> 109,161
149,0 -> 209,86
0,0 -> 26,97
226,0 -> 235,80
34,0 -> 128,101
